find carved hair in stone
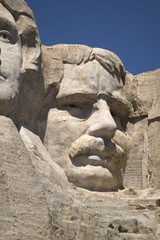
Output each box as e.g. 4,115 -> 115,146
43,44 -> 131,191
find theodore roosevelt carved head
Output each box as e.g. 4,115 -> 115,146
44,45 -> 131,191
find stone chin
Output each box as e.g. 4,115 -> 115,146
66,135 -> 125,191
66,163 -> 123,192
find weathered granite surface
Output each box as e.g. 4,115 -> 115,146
1,115 -> 160,239
124,69 -> 160,190
1,0 -> 160,239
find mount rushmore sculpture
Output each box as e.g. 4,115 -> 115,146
1,0 -> 160,239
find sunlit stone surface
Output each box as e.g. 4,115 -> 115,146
0,1 -> 160,239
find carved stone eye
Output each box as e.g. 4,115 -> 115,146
0,31 -> 11,42
69,104 -> 78,108
1,34 -> 7,38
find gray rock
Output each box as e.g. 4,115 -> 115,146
1,0 -> 160,239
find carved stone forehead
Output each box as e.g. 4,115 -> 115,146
0,0 -> 34,20
0,3 -> 18,36
57,60 -> 124,101
0,3 -> 14,21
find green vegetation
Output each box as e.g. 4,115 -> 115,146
118,225 -> 128,233
108,223 -> 114,229
108,223 -> 140,235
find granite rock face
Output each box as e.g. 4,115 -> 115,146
1,0 -> 160,239
1,115 -> 160,240
124,69 -> 160,190
0,116 -> 51,240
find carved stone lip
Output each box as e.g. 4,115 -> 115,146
71,154 -> 111,168
69,136 -> 120,160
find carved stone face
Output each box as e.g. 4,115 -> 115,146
45,60 -> 129,191
0,4 -> 22,114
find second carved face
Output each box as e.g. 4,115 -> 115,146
0,4 -> 22,114
44,59 -> 130,191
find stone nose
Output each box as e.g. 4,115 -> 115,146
86,99 -> 117,139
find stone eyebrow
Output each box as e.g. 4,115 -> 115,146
56,93 -> 96,106
0,17 -> 18,35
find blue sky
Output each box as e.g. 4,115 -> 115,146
25,0 -> 160,75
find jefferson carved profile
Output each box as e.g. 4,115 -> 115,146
0,0 -> 41,120
0,3 -> 22,115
